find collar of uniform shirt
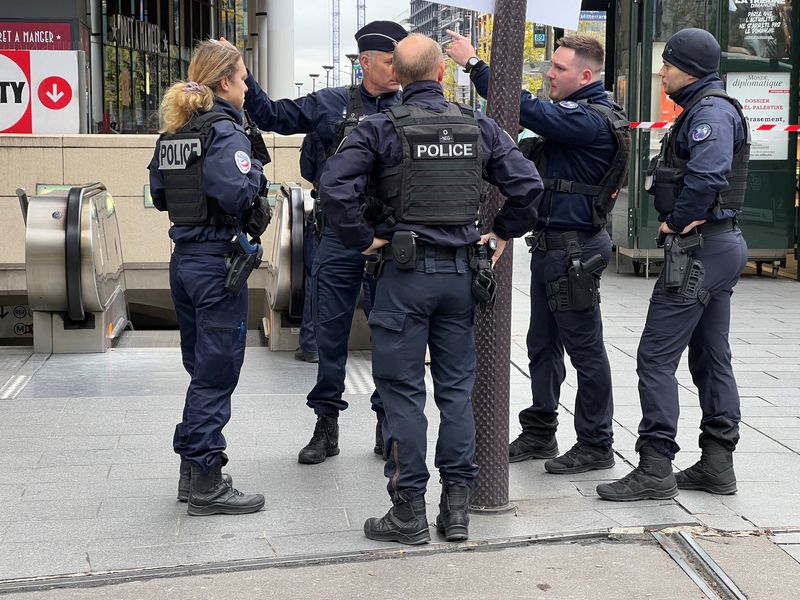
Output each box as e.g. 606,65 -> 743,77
400,80 -> 448,106
668,73 -> 724,107
560,79 -> 609,105
213,96 -> 244,124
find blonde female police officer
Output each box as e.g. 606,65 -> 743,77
148,40 -> 265,516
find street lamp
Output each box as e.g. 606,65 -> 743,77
322,65 -> 334,88
309,73 -> 320,93
295,82 -> 303,96
344,53 -> 359,86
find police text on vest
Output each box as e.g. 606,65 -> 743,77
159,138 -> 202,170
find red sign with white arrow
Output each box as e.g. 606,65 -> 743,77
0,50 -> 79,133
37,75 -> 72,110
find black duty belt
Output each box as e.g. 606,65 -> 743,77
383,242 -> 469,261
695,218 -> 737,237
173,241 -> 239,256
525,229 -> 601,252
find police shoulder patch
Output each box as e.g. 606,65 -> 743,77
234,150 -> 252,174
691,123 -> 713,142
559,100 -> 579,110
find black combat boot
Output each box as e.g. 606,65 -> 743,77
187,462 -> 265,516
508,432 -> 559,462
596,443 -> 678,502
436,483 -> 470,542
364,496 -> 430,545
675,440 -> 737,495
177,459 -> 232,502
298,415 -> 340,464
374,421 -> 387,459
544,443 -> 615,474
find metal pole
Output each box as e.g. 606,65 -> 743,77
322,65 -> 334,88
469,0 -> 527,512
345,53 -> 358,86
309,73 -> 319,92
295,82 -> 303,96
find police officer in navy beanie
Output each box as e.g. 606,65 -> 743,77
661,27 -> 720,78
598,28 -> 750,502
222,21 -> 407,465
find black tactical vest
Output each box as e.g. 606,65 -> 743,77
158,111 -> 239,226
650,88 -> 750,213
373,103 -> 483,225
518,99 -> 631,227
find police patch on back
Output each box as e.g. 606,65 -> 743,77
691,123 -> 712,142
158,138 -> 202,170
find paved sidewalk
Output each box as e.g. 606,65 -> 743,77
1,242 -> 799,590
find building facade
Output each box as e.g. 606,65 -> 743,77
0,0 -> 247,133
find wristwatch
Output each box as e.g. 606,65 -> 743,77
464,56 -> 482,73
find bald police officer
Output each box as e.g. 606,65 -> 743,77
321,34 -> 542,545
598,28 -> 749,501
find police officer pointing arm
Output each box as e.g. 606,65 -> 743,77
598,29 -> 749,502
448,31 -> 629,475
321,33 -> 542,546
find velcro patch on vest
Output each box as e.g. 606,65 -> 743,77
413,142 -> 476,159
158,138 -> 202,170
235,150 -> 252,173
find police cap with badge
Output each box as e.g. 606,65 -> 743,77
355,20 -> 408,53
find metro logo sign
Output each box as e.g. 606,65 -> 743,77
0,50 -> 79,134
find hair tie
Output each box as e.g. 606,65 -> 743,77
183,81 -> 202,93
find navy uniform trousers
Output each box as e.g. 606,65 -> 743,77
307,228 -> 382,420
169,247 -> 248,472
521,229 -> 614,447
368,247 -> 480,501
637,228 -> 748,459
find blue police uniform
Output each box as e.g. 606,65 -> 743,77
471,64 -> 617,460
321,80 -> 542,540
243,74 -> 399,422
636,73 -> 748,459
148,97 -> 265,473
597,28 -> 749,502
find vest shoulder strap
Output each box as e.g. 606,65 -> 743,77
345,85 -> 365,119
670,88 -> 750,151
178,110 -> 236,134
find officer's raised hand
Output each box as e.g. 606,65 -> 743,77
478,232 -> 506,266
445,30 -> 477,68
362,237 -> 389,256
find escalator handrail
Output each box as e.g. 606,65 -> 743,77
285,184 -> 305,323
65,182 -> 105,322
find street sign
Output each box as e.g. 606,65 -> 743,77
533,24 -> 546,48
0,50 -> 80,134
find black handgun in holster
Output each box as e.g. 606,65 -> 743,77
470,238 -> 497,312
658,231 -> 709,303
364,248 -> 385,278
546,232 -> 604,312
243,110 -> 271,165
225,232 -> 263,295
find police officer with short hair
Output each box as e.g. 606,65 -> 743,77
597,28 -> 749,501
222,21 -> 408,464
448,32 -> 628,474
321,33 -> 542,545
148,40 -> 266,516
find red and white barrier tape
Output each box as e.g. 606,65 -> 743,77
630,121 -> 800,131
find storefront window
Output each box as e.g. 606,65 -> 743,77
726,0 -> 792,60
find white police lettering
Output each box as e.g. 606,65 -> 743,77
414,143 -> 475,159
158,138 -> 202,170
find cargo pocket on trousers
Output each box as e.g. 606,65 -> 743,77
199,308 -> 245,383
367,309 -> 407,381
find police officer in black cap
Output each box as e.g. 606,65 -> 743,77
448,32 -> 630,475
597,28 -> 749,502
222,21 -> 408,464
321,33 -> 542,545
